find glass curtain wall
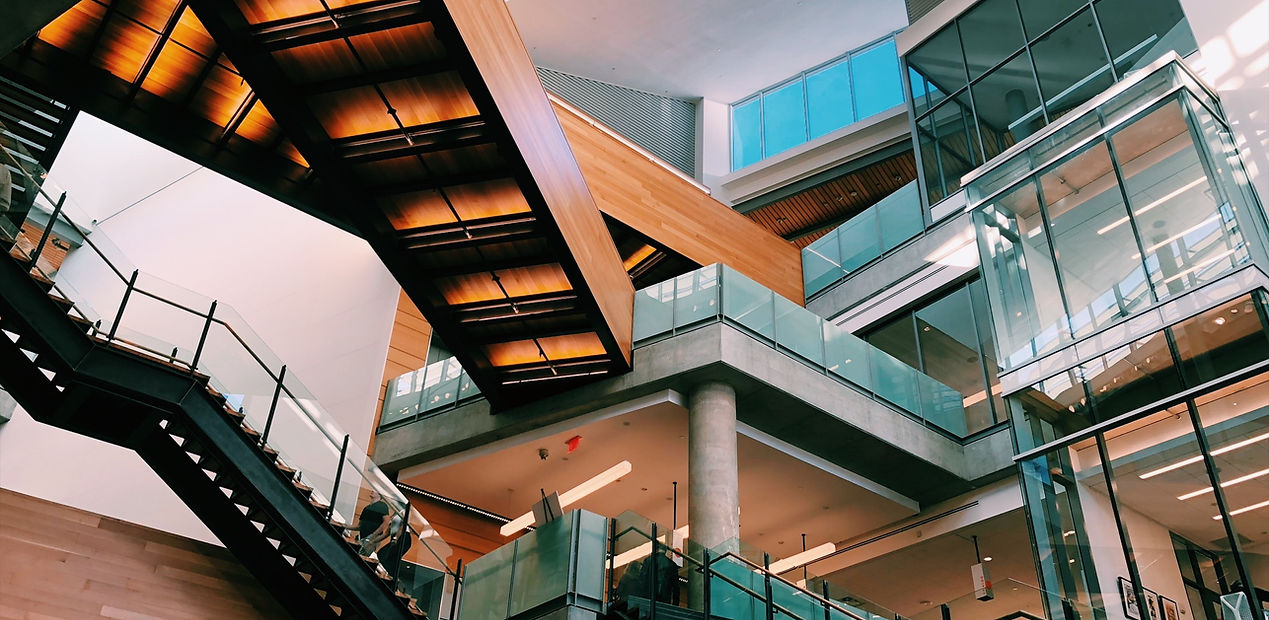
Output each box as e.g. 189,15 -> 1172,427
1012,292 -> 1269,620
974,91 -> 1269,371
732,35 -> 903,170
906,0 -> 1196,207
862,278 -> 1006,434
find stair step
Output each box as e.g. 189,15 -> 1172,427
275,459 -> 297,478
67,313 -> 95,334
293,479 -> 313,497
222,404 -> 245,422
239,422 -> 261,440
29,271 -> 55,292
46,293 -> 75,314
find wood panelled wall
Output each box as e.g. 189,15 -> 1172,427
0,489 -> 286,619
552,99 -> 806,304
404,492 -> 510,573
370,291 -> 432,451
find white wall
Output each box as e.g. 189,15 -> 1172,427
1181,0 -> 1269,205
0,113 -> 401,541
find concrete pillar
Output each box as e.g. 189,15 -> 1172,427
687,380 -> 739,554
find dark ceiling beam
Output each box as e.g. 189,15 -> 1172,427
298,57 -> 456,95
466,325 -> 594,347
252,1 -> 436,52
420,253 -> 557,279
394,212 -> 536,241
336,117 -> 491,163
185,0 -> 510,406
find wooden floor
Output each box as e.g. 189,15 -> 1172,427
0,489 -> 287,619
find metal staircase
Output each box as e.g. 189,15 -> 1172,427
0,143 -> 439,619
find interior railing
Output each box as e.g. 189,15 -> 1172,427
0,131 -> 460,609
802,180 -> 922,299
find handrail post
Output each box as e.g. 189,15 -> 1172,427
649,522 -> 658,620
822,579 -> 832,620
449,559 -> 463,620
763,552 -> 774,620
607,517 -> 617,605
27,191 -> 66,270
941,602 -> 952,620
260,364 -> 287,446
326,433 -> 349,520
702,549 -> 711,619
189,300 -> 216,374
107,270 -> 139,341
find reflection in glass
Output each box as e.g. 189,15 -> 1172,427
915,286 -> 993,432
975,179 -> 1068,368
1010,369 -> 1091,453
906,23 -> 963,118
1018,0 -> 1088,40
1111,101 -> 1248,299
1081,331 -> 1179,420
1095,0 -> 1196,76
973,53 -> 1044,160
1031,8 -> 1115,121
957,0 -> 1025,80
1170,295 -> 1269,387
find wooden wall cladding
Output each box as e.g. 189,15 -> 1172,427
553,100 -> 806,304
370,290 -> 433,453
0,489 -> 287,619
404,492 -> 510,572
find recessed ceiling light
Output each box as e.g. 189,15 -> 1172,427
1215,317 -> 1227,326
983,556 -> 993,562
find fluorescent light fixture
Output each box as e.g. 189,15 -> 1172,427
1096,177 -> 1205,236
1139,431 -> 1269,479
1213,499 -> 1269,520
499,460 -> 632,536
612,525 -> 689,568
1141,214 -> 1220,255
1159,248 -> 1239,285
1178,467 -> 1269,500
768,542 -> 836,574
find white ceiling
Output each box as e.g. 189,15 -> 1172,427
401,399 -> 917,563
505,0 -> 909,102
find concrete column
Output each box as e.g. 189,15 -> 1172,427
687,380 -> 739,554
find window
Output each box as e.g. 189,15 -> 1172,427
731,33 -> 904,171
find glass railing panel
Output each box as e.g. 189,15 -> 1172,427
803,229 -> 844,295
457,369 -> 479,400
459,537 -> 516,620
870,349 -> 922,416
507,510 -> 574,615
722,266 -> 774,339
421,358 -> 462,414
771,576 -> 822,619
876,181 -> 922,253
837,210 -> 881,273
633,279 -> 675,342
710,555 -> 764,620
382,368 -> 424,427
266,395 -> 346,518
672,264 -> 720,329
774,295 -> 824,365
196,322 -> 278,432
823,322 -> 872,390
396,561 -> 446,620
918,372 -> 969,436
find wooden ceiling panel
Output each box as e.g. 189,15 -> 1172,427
350,156 -> 429,185
347,23 -> 447,69
140,39 -> 206,99
378,73 -> 477,126
382,190 -> 455,230
745,151 -> 917,246
93,18 -> 161,83
172,8 -> 217,57
485,333 -> 606,367
114,0 -> 182,32
445,179 -> 531,221
37,1 -> 107,55
417,143 -> 504,176
271,39 -> 360,83
186,62 -> 252,127
233,0 -> 328,24
437,264 -> 571,305
235,99 -> 281,144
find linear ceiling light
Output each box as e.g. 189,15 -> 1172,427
611,525 -> 690,569
1096,177 -> 1205,236
1139,431 -> 1269,479
499,460 -> 632,536
768,542 -> 837,574
1213,499 -> 1269,520
1178,467 -> 1269,500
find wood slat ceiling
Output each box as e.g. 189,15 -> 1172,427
746,151 -> 918,248
5,0 -> 637,409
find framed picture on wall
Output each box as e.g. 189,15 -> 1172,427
1145,589 -> 1162,620
1161,597 -> 1180,620
1119,577 -> 1142,620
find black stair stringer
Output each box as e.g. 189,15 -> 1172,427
130,414 -> 339,620
0,251 -> 414,620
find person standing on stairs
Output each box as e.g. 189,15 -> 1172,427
357,489 -> 393,557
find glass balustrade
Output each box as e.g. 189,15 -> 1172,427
803,180 -> 922,299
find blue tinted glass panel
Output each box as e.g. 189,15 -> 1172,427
762,81 -> 808,156
731,98 -> 762,170
852,40 -> 903,119
807,59 -> 854,139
